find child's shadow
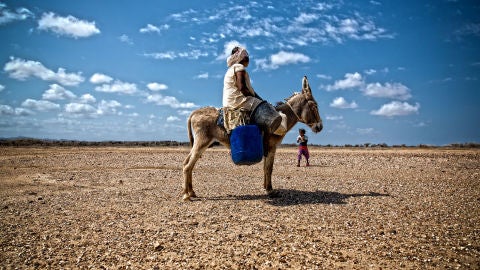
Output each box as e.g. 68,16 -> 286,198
212,188 -> 389,206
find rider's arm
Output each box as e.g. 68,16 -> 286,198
235,70 -> 254,97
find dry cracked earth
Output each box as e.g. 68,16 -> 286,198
0,146 -> 479,269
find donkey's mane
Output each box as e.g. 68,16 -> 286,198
275,92 -> 301,108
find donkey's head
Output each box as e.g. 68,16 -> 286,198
287,76 -> 323,133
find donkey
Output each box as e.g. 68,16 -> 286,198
182,76 -> 323,201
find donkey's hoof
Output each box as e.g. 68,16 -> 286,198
182,194 -> 192,202
189,191 -> 197,198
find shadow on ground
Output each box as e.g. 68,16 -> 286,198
209,189 -> 390,206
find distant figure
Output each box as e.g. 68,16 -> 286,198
296,128 -> 310,167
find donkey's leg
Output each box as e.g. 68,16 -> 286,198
182,138 -> 212,201
263,146 -> 277,194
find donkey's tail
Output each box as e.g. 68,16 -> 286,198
187,112 -> 194,147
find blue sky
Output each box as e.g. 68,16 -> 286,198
1,0 -> 479,145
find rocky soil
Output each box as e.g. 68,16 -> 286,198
0,146 -> 479,269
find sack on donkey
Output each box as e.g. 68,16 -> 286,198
230,125 -> 264,165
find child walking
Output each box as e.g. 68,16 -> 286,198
296,128 -> 310,167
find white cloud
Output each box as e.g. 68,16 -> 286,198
316,74 -> 332,80
313,3 -> 334,11
364,69 -> 376,75
0,3 -> 34,25
97,100 -> 122,115
356,128 -> 374,135
118,34 -> 133,45
370,101 -> 420,117
95,80 -> 138,95
0,84 -> 4,92
4,57 -> 84,86
139,23 -> 169,33
0,105 -> 15,116
21,99 -> 60,111
144,52 -> 176,60
178,110 -> 192,116
78,93 -> 96,103
194,72 -> 209,79
363,82 -> 411,100
166,116 -> 181,122
330,97 -> 358,109
325,17 -> 392,42
42,84 -> 76,100
38,12 -> 100,38
144,50 -> 208,60
0,104 -> 34,116
65,102 -> 97,116
326,115 -> 343,121
147,82 -> 168,91
256,51 -> 310,70
140,24 -> 160,33
325,72 -> 364,91
90,73 -> 113,84
146,94 -> 197,109
295,13 -> 319,24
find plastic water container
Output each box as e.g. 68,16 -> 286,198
230,125 -> 264,165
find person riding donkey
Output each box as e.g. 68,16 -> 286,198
222,46 -> 283,134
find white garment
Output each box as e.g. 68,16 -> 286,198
223,63 -> 261,111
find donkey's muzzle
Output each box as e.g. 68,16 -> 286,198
312,122 -> 323,133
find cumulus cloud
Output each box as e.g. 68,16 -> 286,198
330,97 -> 358,109
0,104 -> 33,116
147,82 -> 168,91
21,99 -> 60,111
38,12 -> 100,38
97,100 -> 122,115
0,84 -> 4,92
78,94 -> 96,104
90,73 -> 113,84
325,72 -> 364,91
316,74 -> 332,80
64,102 -> 97,117
95,80 -> 138,95
363,82 -> 411,100
0,3 -> 34,25
294,13 -> 319,25
166,116 -> 181,122
326,115 -> 343,121
370,101 -> 420,117
139,23 -> 169,33
146,94 -> 197,109
194,72 -> 209,79
42,84 -> 76,100
256,51 -> 310,70
4,57 -> 84,86
356,128 -> 374,135
118,34 -> 133,45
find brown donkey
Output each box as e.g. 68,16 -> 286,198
182,76 -> 323,201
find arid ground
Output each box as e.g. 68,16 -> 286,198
0,146 -> 479,269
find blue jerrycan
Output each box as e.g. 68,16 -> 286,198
230,125 -> 264,165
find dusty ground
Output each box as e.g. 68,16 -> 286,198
0,146 -> 479,269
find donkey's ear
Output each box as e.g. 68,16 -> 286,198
302,76 -> 311,94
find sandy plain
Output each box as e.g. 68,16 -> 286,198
0,146 -> 479,269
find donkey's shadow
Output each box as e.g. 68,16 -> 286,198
210,189 -> 389,206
